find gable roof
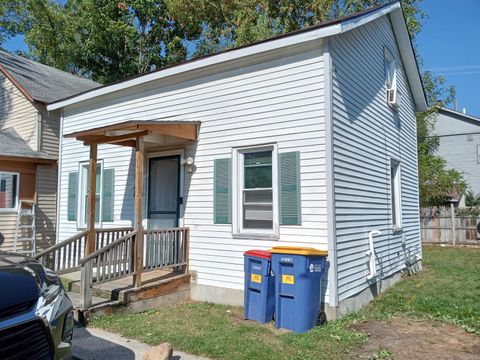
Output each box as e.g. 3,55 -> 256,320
47,0 -> 426,112
438,107 -> 480,125
0,50 -> 100,104
0,128 -> 56,163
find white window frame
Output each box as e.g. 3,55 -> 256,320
384,48 -> 397,92
232,144 -> 279,238
77,160 -> 104,229
390,158 -> 402,231
0,171 -> 20,213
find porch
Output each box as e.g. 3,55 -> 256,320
35,120 -> 198,317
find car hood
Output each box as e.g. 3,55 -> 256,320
0,251 -> 65,320
0,252 -> 40,314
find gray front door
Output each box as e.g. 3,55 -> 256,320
148,155 -> 180,229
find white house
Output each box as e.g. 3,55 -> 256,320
47,1 -> 426,318
435,107 -> 480,198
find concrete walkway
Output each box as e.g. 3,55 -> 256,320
73,326 -> 209,360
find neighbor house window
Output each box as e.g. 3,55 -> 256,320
390,159 -> 402,228
233,145 -> 278,236
78,161 -> 103,227
0,172 -> 19,210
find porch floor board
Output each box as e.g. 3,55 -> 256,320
63,268 -> 177,301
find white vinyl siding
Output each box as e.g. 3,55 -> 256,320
330,16 -> 421,301
58,43 -> 329,301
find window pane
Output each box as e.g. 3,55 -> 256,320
245,166 -> 272,188
0,173 -> 17,209
244,190 -> 272,204
244,151 -> 272,189
243,189 -> 273,229
244,151 -> 272,166
390,160 -> 400,227
84,164 -> 102,194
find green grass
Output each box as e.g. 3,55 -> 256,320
358,246 -> 480,334
90,246 -> 480,359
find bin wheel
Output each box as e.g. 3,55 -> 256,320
316,311 -> 327,326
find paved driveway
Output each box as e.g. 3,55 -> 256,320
73,326 -> 208,360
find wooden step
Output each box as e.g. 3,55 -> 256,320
68,268 -> 179,301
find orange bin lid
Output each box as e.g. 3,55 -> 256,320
270,246 -> 328,256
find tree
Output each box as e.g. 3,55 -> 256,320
14,0 -> 204,83
2,0 -> 463,206
0,1 -> 26,46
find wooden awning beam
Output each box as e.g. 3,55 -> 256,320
81,130 -> 149,145
64,120 -> 200,144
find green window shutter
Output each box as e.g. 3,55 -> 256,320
102,168 -> 115,222
279,152 -> 301,225
214,158 -> 231,224
67,172 -> 78,221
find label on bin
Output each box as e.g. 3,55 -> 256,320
251,273 -> 262,283
282,274 -> 295,285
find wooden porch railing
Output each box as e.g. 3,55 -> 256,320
78,227 -> 190,309
35,230 -> 88,274
79,231 -> 137,309
144,227 -> 190,272
96,227 -> 134,250
34,227 -> 134,274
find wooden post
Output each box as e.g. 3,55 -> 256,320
80,261 -> 92,309
134,137 -> 145,288
451,202 -> 456,247
86,144 -> 97,256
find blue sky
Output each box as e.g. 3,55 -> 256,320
416,0 -> 480,116
3,0 -> 480,116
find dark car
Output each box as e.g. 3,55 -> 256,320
0,251 -> 73,360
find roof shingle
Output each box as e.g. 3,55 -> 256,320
0,50 -> 100,103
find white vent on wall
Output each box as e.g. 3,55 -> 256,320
387,88 -> 401,109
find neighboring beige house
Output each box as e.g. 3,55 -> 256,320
0,50 -> 99,253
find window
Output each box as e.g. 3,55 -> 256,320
390,159 -> 402,228
0,172 -> 19,210
384,49 -> 396,91
233,145 -> 278,236
78,161 -> 103,227
244,151 -> 273,229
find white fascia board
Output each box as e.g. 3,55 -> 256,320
389,8 -> 428,112
47,3 -> 403,112
47,25 -> 340,111
438,107 -> 480,123
341,2 -> 400,33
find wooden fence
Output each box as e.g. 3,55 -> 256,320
420,206 -> 480,245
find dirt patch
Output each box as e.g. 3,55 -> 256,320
352,317 -> 480,360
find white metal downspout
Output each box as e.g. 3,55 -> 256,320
366,230 -> 382,280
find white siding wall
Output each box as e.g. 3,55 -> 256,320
331,16 -> 421,301
435,111 -> 480,194
58,43 -> 329,301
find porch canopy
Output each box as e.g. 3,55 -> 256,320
65,119 -> 199,287
64,119 -> 199,146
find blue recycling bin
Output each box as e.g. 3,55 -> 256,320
243,250 -> 275,323
270,246 -> 328,333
